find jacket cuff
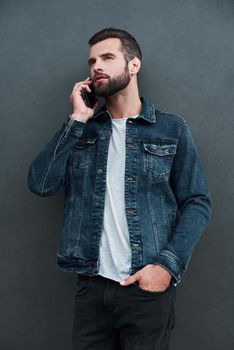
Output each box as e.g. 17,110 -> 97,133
63,116 -> 86,138
153,250 -> 185,285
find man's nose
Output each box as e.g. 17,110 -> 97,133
92,60 -> 104,72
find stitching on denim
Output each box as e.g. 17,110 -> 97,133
161,250 -> 182,266
74,147 -> 91,255
40,118 -> 79,195
146,176 -> 160,254
53,118 -> 76,157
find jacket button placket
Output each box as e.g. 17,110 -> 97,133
91,122 -> 112,263
125,120 -> 143,270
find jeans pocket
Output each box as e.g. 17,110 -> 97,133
133,281 -> 172,297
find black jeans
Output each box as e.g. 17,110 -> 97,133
72,274 -> 176,350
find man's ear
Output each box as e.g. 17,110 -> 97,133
129,57 -> 141,75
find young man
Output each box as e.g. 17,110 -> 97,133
28,27 -> 212,350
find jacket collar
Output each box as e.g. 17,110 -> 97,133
92,96 -> 158,123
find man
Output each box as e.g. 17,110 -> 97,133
28,27 -> 212,349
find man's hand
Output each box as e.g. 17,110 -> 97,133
120,264 -> 172,292
70,77 -> 101,123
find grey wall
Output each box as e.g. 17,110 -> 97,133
1,0 -> 233,349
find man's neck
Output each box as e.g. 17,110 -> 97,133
105,92 -> 142,119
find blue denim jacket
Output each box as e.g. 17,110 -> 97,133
28,96 -> 212,284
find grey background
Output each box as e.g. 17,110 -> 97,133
1,0 -> 233,349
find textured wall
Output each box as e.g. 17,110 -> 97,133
1,0 -> 233,349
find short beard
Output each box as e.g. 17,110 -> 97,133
95,64 -> 131,98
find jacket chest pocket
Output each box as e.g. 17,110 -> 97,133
143,141 -> 177,181
72,136 -> 98,170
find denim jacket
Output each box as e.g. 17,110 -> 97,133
27,96 -> 212,284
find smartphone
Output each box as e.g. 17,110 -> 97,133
81,83 -> 98,108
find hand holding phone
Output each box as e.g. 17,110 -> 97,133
81,82 -> 98,108
70,77 -> 100,123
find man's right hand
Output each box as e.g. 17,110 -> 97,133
69,77 -> 101,123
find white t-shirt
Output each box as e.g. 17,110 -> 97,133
98,112 -> 139,282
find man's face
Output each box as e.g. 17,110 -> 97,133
88,38 -> 131,97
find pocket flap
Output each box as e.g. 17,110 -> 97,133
143,143 -> 177,156
73,136 -> 98,149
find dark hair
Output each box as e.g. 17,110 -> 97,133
88,27 -> 142,64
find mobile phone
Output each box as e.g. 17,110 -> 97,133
81,83 -> 97,108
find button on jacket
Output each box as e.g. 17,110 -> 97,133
27,97 -> 212,284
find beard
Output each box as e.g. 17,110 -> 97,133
94,64 -> 131,98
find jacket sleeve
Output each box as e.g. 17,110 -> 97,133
27,117 -> 86,197
154,120 -> 212,284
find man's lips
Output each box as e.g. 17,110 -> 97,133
94,76 -> 108,82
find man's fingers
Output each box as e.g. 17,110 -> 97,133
72,80 -> 92,93
76,78 -> 92,86
120,273 -> 139,286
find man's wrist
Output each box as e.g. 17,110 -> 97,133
152,263 -> 173,277
70,113 -> 87,123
